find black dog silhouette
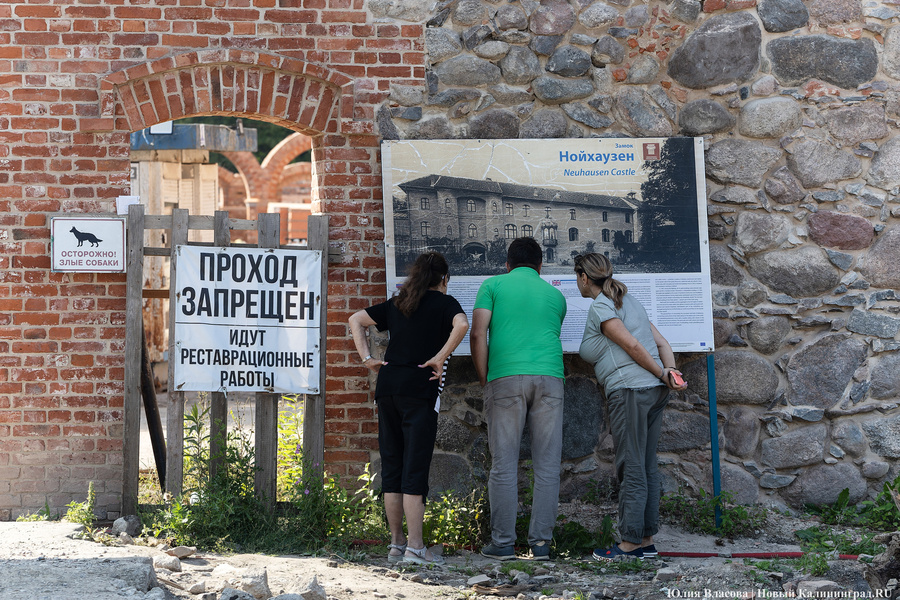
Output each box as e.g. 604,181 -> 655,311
70,227 -> 102,247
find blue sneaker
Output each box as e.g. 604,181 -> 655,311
642,544 -> 658,558
481,542 -> 516,561
593,545 -> 644,561
530,541 -> 551,561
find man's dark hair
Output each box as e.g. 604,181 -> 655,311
507,237 -> 543,270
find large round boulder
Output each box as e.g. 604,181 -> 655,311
733,211 -> 792,254
786,334 -> 868,409
706,139 -> 782,188
761,424 -> 826,469
807,211 -> 874,250
668,13 -> 761,89
739,97 -> 803,138
767,36 -> 877,88
786,140 -> 862,188
861,226 -> 900,288
747,316 -> 791,355
681,351 -> 778,405
870,352 -> 900,400
781,463 -> 867,507
747,247 -> 840,297
679,99 -> 735,136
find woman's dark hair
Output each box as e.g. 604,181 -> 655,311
394,251 -> 449,317
574,253 -> 628,309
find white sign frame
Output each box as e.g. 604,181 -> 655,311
50,216 -> 126,273
172,245 -> 322,394
381,138 -> 714,354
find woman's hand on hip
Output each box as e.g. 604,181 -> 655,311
364,357 -> 386,373
419,356 -> 444,380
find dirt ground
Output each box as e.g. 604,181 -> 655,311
0,503 -> 886,600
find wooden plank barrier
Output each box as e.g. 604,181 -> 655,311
122,206 -> 328,514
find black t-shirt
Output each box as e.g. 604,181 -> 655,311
365,290 -> 464,400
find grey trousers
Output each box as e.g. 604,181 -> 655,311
484,375 -> 565,547
607,385 -> 670,544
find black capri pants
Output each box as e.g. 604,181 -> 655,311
376,394 -> 438,498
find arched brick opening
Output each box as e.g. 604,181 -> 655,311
93,49 -> 381,482
219,165 -> 250,221
258,133 -> 313,214
222,150 -> 265,213
283,162 -> 313,186
263,133 -> 313,169
89,50 -> 357,137
222,132 -> 314,215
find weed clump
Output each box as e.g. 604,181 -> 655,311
138,397 -> 490,557
659,489 -> 767,539
807,482 -> 900,531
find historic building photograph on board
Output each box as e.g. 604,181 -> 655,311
383,137 -> 704,278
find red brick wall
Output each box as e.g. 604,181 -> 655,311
0,0 -> 422,519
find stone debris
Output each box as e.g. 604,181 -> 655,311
468,574 -> 493,586
166,546 -> 197,559
220,589 -> 257,600
238,567 -> 271,600
187,581 -> 207,594
295,575 -> 327,600
654,567 -> 679,582
112,515 -> 144,538
0,509 -> 880,600
153,553 -> 183,573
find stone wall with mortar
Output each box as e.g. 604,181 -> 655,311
372,0 -> 900,509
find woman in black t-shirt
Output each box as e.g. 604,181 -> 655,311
348,251 -> 468,565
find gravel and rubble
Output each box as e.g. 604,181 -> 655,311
0,508 -> 887,600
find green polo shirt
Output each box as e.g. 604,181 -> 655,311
474,266 -> 567,382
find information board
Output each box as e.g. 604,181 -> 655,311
381,138 -> 714,354
172,245 -> 322,393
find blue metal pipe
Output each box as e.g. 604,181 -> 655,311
707,352 -> 722,529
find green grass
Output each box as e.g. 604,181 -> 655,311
499,560 -> 537,576
659,489 -> 767,538
136,397 -> 493,559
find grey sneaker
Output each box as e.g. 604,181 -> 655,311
480,542 -> 515,560
530,541 -> 550,561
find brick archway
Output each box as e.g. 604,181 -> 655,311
263,132 -> 313,170
223,132 -> 313,215
86,49 -> 367,136
87,49 -> 384,484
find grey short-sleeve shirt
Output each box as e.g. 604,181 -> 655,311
578,292 -> 663,394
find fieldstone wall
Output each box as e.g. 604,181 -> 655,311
372,0 -> 900,508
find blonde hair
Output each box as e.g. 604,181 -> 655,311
574,253 -> 628,309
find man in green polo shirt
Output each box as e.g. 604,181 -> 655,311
471,237 -> 567,561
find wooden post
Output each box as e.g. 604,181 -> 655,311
254,213 -> 280,505
141,327 -> 166,489
209,211 -> 231,481
165,209 -> 190,497
304,215 -> 328,476
122,204 -> 145,515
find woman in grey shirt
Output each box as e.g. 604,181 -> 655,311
574,253 -> 687,560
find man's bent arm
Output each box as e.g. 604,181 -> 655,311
471,308 -> 492,387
